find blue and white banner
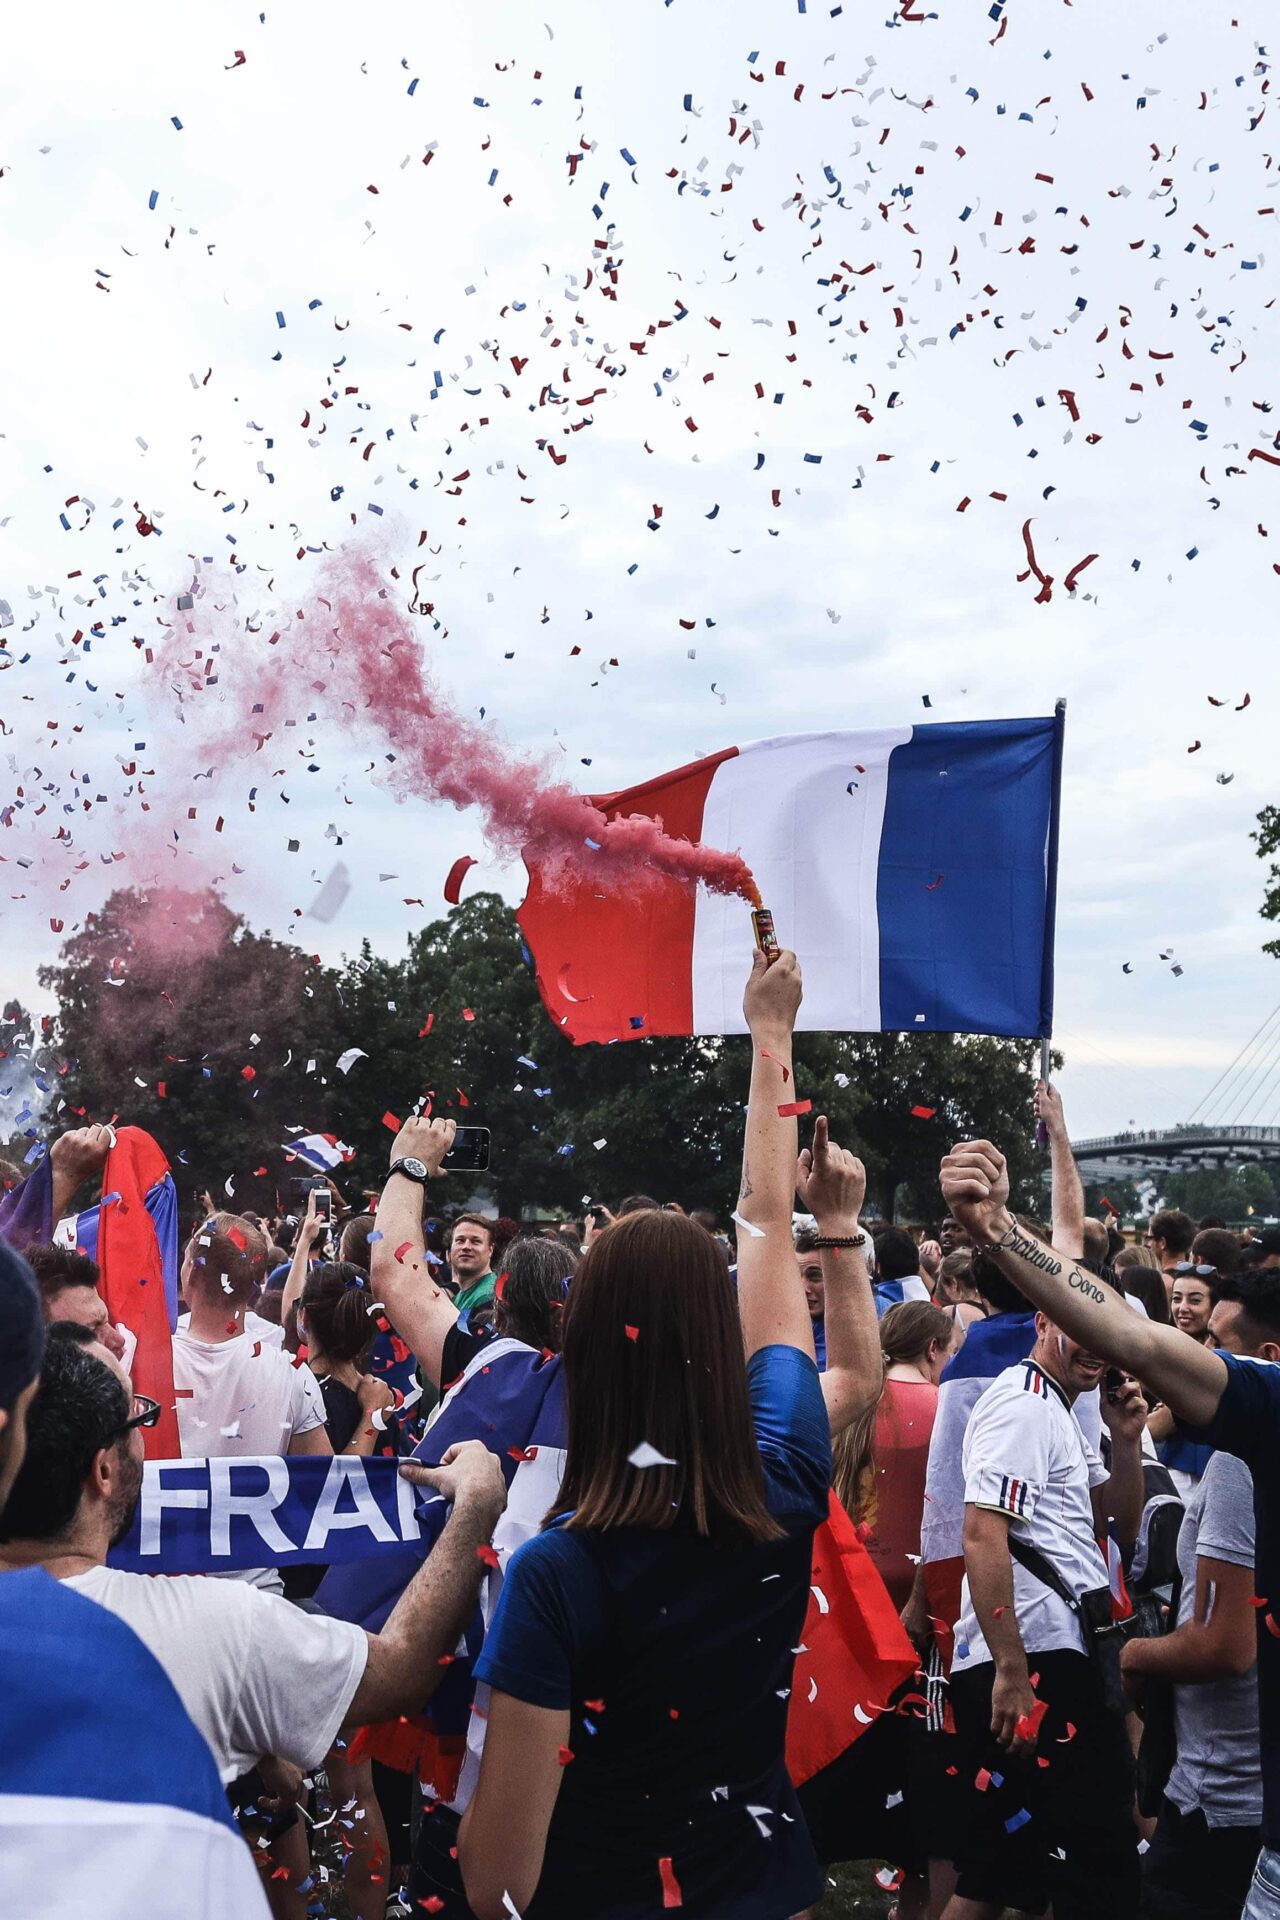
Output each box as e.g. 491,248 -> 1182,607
108,1455 -> 428,1575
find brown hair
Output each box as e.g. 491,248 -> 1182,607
496,1236 -> 576,1353
449,1212 -> 494,1247
548,1211 -> 783,1545
1150,1209 -> 1195,1256
880,1299 -> 954,1367
298,1262 -> 376,1364
936,1247 -> 978,1304
339,1213 -> 376,1271
186,1213 -> 268,1305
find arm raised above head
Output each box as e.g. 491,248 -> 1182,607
939,1139 -> 1227,1429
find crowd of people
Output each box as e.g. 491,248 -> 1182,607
4,949 -> 1280,1919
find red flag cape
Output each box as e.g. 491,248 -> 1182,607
786,1493 -> 919,1789
97,1127 -> 179,1458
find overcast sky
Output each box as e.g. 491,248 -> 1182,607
2,0 -> 1277,1141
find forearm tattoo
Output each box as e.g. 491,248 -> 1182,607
993,1222 -> 1062,1276
993,1222 -> 1106,1305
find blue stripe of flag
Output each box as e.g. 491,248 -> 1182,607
877,716 -> 1062,1038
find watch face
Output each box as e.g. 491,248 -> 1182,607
402,1157 -> 429,1180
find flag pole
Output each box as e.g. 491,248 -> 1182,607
1036,698 -> 1066,1144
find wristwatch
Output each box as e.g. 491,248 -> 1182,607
387,1156 -> 431,1186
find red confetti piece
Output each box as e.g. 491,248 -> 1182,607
1014,1699 -> 1049,1741
443,855 -> 477,904
926,874 -> 945,891
1057,1722 -> 1077,1743
394,1242 -> 414,1264
418,1899 -> 446,1913
390,1336 -> 411,1364
461,1008 -> 475,1022
624,1324 -> 640,1342
974,1766 -> 992,1792
658,1857 -> 683,1909
776,1100 -> 812,1118
584,1698 -> 605,1712
508,1446 -> 537,1462
495,1271 -> 508,1302
759,1048 -> 790,1082
156,1081 -> 167,1098
911,1105 -> 936,1119
240,1065 -> 256,1081
382,1111 -> 402,1132
476,1544 -> 499,1569
1265,1613 -> 1280,1639
557,1745 -> 575,1766
418,1014 -> 435,1036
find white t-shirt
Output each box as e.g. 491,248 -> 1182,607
953,1359 -> 1109,1671
172,1328 -> 328,1592
178,1309 -> 285,1350
172,1327 -> 326,1456
66,1566 -> 368,1784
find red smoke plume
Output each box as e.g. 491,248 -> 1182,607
156,551 -> 758,903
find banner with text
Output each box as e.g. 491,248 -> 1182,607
108,1455 -> 432,1575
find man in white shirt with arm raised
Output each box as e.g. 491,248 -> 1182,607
944,1301 -> 1147,1920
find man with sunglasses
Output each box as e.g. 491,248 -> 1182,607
0,1336 -> 507,1794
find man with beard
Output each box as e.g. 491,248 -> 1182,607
0,1337 -> 507,1788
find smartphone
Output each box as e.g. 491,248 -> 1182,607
442,1126 -> 491,1174
312,1188 -> 333,1224
1105,1366 -> 1126,1404
751,906 -> 781,965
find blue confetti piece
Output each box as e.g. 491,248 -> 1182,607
308,298 -> 322,310
148,189 -> 158,210
629,1016 -> 646,1030
275,311 -> 286,328
368,503 -> 384,516
171,115 -> 183,130
683,93 -> 694,110
1005,1809 -> 1031,1833
1186,546 -> 1198,559
584,837 -> 601,850
488,168 -> 498,186
706,504 -> 719,519
803,452 -> 822,464
620,147 -> 637,166
407,77 -> 418,95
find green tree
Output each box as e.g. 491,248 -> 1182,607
1156,1162 -> 1280,1223
1253,805 -> 1280,959
40,888 -> 346,1210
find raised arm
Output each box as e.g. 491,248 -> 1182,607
368,1116 -> 460,1389
736,950 -> 811,1361
795,1117 -> 879,1433
940,1140 -> 1227,1427
281,1188 -> 326,1350
1035,1080 -> 1085,1259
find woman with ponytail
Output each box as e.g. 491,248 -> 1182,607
297,1262 -> 395,1455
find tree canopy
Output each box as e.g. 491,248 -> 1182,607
31,885 -> 1054,1228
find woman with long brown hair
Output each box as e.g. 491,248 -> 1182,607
441,949 -> 860,1920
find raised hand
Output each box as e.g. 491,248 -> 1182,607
389,1114 -> 457,1177
939,1140 -> 1013,1246
795,1116 -> 865,1233
742,946 -> 802,1040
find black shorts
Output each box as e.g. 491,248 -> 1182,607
1140,1797 -> 1262,1920
948,1649 -> 1139,1920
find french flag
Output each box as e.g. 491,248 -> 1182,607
518,715 -> 1064,1046
282,1132 -> 354,1173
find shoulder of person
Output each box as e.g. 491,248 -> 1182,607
1200,1445 -> 1254,1505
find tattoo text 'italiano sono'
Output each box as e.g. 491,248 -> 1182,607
995,1224 -> 1063,1277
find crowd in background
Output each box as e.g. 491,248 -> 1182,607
4,949 -> 1280,1919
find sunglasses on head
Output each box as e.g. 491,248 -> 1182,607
1172,1262 -> 1216,1278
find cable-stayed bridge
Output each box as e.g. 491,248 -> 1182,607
1070,1002 -> 1280,1182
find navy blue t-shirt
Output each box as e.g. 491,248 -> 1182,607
1181,1352 -> 1280,1846
472,1343 -> 832,1920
